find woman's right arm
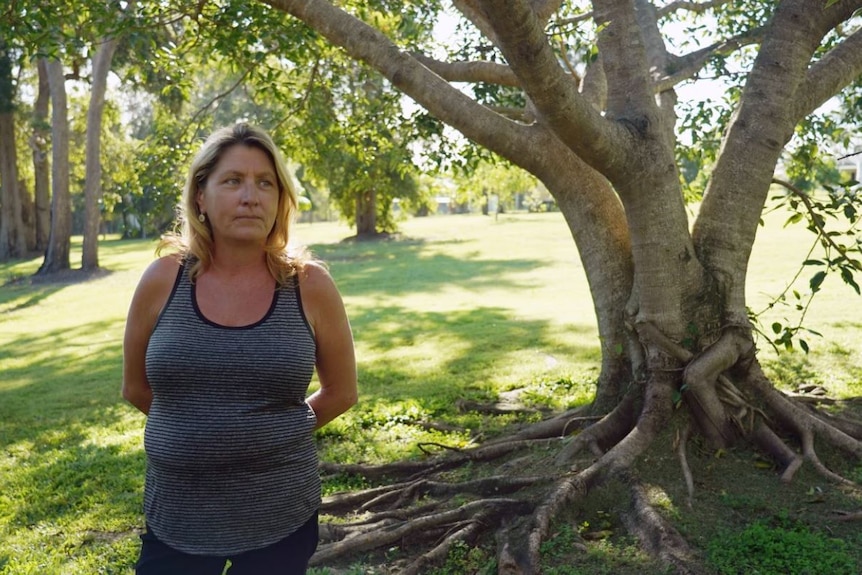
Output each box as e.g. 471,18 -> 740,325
122,256 -> 180,415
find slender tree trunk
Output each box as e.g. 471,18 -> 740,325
37,58 -> 71,275
355,189 -> 377,237
0,43 -> 26,260
20,178 -> 36,251
0,115 -> 23,260
32,59 -> 51,253
82,37 -> 119,271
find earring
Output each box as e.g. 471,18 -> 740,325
198,213 -> 206,223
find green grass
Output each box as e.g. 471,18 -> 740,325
1,212 -> 860,574
707,516 -> 856,575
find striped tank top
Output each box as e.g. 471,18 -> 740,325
143,261 -> 319,555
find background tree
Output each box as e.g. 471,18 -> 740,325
81,4 -> 128,271
31,59 -> 51,253
37,57 -> 72,275
292,54 -> 424,237
0,42 -> 27,260
255,0 -> 862,572
451,158 -> 542,214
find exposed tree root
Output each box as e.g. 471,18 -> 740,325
322,475 -> 555,515
750,422 -> 803,483
311,498 -> 533,567
810,409 -> 862,441
320,437 -> 558,481
624,481 -> 706,575
313,322 -> 862,573
401,520 -> 483,575
488,404 -> 595,443
639,320 -> 862,488
554,388 -> 640,464
675,423 -> 695,505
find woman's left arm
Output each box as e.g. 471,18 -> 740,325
300,262 -> 358,429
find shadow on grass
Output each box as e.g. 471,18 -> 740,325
0,282 -> 64,312
5,419 -> 145,528
334,304 -> 599,453
311,238 -> 545,297
0,318 -> 127,445
1,317 -> 144,565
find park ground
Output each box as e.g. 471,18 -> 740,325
1,211 -> 861,574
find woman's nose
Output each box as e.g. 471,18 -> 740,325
240,180 -> 259,204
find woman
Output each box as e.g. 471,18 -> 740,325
122,123 -> 358,574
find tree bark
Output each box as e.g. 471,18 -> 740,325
355,188 -> 377,237
37,58 -> 72,276
19,178 -> 35,251
32,59 -> 51,253
0,43 -> 26,260
82,36 -> 120,270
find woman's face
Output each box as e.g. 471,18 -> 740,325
196,144 -> 280,247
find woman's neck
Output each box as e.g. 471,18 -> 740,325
208,243 -> 268,277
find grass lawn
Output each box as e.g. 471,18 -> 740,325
1,211 -> 860,574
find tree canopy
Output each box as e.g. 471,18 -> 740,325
247,1 -> 862,572
1,0 -> 862,572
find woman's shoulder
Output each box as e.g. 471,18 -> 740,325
296,259 -> 332,286
146,253 -> 183,279
127,255 -> 185,332
296,260 -> 342,312
136,254 -> 183,298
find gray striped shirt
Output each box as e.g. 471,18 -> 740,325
143,262 -> 319,555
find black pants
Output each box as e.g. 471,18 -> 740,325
135,512 -> 319,575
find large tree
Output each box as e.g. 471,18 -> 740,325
81,32 -> 122,271
31,59 -> 52,253
0,42 -> 27,260
37,57 -> 72,275
256,1 -> 862,573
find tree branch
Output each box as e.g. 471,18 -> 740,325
593,0 -> 655,122
793,26 -> 862,120
656,27 -> 764,92
410,53 -> 520,86
655,0 -> 730,18
555,0 -> 731,27
261,0 -> 541,165
475,0 -> 633,174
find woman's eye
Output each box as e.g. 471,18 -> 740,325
259,179 -> 274,188
224,177 -> 240,185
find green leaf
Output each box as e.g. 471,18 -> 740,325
840,268 -> 860,294
784,213 -> 803,227
809,270 -> 827,292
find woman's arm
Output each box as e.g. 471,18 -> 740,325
300,262 -> 358,429
122,256 -> 180,415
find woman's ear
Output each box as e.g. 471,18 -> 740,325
195,187 -> 205,214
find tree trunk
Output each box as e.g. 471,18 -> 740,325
32,59 -> 51,253
37,58 -> 71,276
0,114 -> 23,260
82,36 -> 119,271
258,1 -> 862,573
19,178 -> 36,251
0,43 -> 26,260
355,188 -> 377,237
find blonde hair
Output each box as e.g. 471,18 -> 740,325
159,123 -> 307,285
